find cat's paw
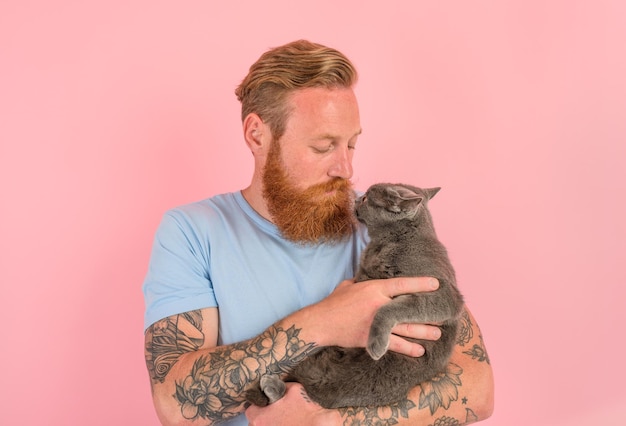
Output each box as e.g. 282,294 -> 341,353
366,336 -> 389,360
260,374 -> 286,404
245,386 -> 270,407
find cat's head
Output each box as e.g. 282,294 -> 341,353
355,183 -> 440,226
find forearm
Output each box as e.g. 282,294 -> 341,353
146,319 -> 319,425
335,308 -> 494,425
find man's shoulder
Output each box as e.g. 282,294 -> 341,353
166,191 -> 238,217
156,191 -> 242,234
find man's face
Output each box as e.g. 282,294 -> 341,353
262,87 -> 362,243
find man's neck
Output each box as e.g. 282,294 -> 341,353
241,184 -> 273,223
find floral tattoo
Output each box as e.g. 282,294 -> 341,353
146,313 -> 317,423
334,362 -> 464,424
146,307 -> 490,424
335,308 -> 491,425
418,363 -> 463,415
456,310 -> 474,346
338,398 -> 416,425
457,310 -> 490,364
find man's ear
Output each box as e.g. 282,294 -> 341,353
243,113 -> 270,154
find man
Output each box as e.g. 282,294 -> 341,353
143,40 -> 494,425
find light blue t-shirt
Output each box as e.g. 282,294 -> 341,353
143,191 -> 368,425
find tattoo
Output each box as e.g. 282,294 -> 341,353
336,310 -> 487,424
464,408 -> 479,423
462,334 -> 491,365
426,408 -> 478,426
338,398 -> 416,426
174,324 -> 316,422
418,362 -> 463,415
456,310 -> 473,346
145,311 -> 205,384
428,416 -> 461,426
428,408 -> 479,426
457,309 -> 491,366
337,369 -> 471,426
300,387 -> 312,403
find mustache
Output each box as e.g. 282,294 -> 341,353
304,178 -> 353,195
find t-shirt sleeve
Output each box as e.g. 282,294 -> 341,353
142,210 -> 218,331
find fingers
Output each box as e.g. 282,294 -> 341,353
387,324 -> 441,357
384,276 -> 439,298
387,334 -> 426,357
392,323 -> 441,341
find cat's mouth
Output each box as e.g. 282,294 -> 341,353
354,202 -> 363,220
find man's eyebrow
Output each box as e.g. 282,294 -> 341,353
314,129 -> 363,141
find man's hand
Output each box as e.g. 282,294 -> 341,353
246,382 -> 339,426
294,276 -> 441,357
389,320 -> 442,357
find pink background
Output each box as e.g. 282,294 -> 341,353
2,1 -> 625,425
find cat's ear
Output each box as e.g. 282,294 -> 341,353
425,187 -> 441,200
393,186 -> 421,201
387,186 -> 422,213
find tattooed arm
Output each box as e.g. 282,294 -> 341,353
245,306 -> 494,426
335,307 -> 494,425
144,307 -> 320,425
144,277 -> 440,425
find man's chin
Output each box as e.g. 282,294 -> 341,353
274,203 -> 356,245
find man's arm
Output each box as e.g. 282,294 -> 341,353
245,306 -> 494,425
335,306 -> 494,425
145,307 -> 322,425
144,277 -> 440,425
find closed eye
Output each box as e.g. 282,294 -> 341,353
312,145 -> 333,154
312,143 -> 356,153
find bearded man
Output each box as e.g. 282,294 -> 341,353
143,40 -> 494,426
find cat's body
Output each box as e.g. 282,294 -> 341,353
247,183 -> 464,408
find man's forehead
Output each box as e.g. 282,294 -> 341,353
285,87 -> 361,133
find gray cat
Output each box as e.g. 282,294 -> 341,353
247,183 -> 464,408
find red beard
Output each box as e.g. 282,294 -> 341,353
262,141 -> 356,244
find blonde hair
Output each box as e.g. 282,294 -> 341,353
235,40 -> 358,139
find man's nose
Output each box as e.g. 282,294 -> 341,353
328,148 -> 353,180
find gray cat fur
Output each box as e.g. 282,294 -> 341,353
247,183 -> 464,408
